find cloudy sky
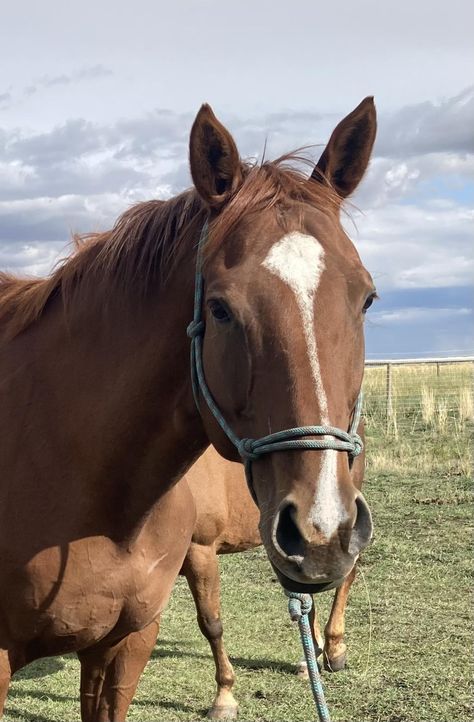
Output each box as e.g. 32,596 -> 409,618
1,0 -> 473,358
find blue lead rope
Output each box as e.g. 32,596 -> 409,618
286,592 -> 332,722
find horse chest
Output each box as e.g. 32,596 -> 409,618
0,539 -> 172,653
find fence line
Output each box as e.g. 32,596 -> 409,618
366,356 -> 474,366
362,356 -> 473,438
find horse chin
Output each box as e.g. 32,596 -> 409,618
270,561 -> 344,595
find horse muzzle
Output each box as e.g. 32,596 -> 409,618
270,560 -> 345,594
263,491 -> 373,592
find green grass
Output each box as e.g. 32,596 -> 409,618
5,469 -> 472,722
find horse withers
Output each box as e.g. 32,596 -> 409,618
0,96 -> 376,721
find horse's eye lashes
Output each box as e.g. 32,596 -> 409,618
363,292 -> 378,312
208,299 -> 232,322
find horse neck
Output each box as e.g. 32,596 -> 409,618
88,266 -> 210,496
5,253 -> 209,525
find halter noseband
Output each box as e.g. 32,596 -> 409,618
187,221 -> 363,502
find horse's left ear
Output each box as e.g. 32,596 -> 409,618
189,104 -> 243,209
311,97 -> 377,198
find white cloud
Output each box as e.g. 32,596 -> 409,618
0,87 -> 472,311
0,241 -> 67,276
375,86 -> 474,157
25,65 -> 113,95
2,0 -> 473,132
0,187 -> 172,244
350,202 -> 474,291
371,307 -> 472,325
352,152 -> 474,209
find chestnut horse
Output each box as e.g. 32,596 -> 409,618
0,97 -> 376,721
178,432 -> 365,719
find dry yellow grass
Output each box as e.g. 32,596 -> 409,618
459,386 -> 474,423
363,361 -> 473,476
421,386 -> 435,425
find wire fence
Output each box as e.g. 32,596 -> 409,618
363,357 -> 474,434
362,357 -> 473,475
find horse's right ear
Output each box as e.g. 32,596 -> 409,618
189,104 -> 243,208
311,97 -> 377,199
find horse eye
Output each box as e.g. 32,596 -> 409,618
363,293 -> 376,313
208,299 -> 232,323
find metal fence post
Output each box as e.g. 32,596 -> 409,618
386,362 -> 393,432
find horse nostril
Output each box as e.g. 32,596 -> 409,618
349,493 -> 373,556
275,503 -> 306,559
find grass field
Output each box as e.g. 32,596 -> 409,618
363,362 -> 472,477
4,364 -> 473,722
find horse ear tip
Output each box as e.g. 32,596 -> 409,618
363,96 -> 376,113
197,103 -> 215,119
355,96 -> 376,122
192,104 -> 216,136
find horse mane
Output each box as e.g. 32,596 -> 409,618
0,153 -> 341,339
0,191 -> 206,339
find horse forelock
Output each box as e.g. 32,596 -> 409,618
204,153 -> 342,265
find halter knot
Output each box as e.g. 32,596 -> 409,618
285,590 -> 313,620
237,438 -> 259,462
350,433 -> 363,458
186,320 -> 205,338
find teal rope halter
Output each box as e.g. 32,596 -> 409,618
186,220 -> 363,502
187,220 -> 362,722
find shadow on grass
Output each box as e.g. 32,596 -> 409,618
12,657 -> 65,681
157,637 -> 196,647
7,688 -> 75,704
131,698 -> 198,714
8,686 -> 197,719
231,655 -> 296,675
153,640 -> 296,675
4,703 -> 59,722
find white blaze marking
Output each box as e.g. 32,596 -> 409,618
262,232 -> 327,419
262,231 -> 347,538
312,448 -> 342,538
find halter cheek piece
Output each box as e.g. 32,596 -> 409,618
187,220 -> 363,503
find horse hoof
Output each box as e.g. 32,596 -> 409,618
207,705 -> 238,720
296,660 -> 309,678
295,659 -> 322,678
323,651 -> 347,673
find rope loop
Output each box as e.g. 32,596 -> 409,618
285,590 -> 313,620
237,437 -> 259,462
350,433 -> 363,457
187,320 -> 205,338
284,590 -> 332,721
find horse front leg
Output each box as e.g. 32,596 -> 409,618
0,649 -> 12,717
78,620 -> 159,722
323,565 -> 357,672
0,646 -> 27,718
182,542 -> 238,720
